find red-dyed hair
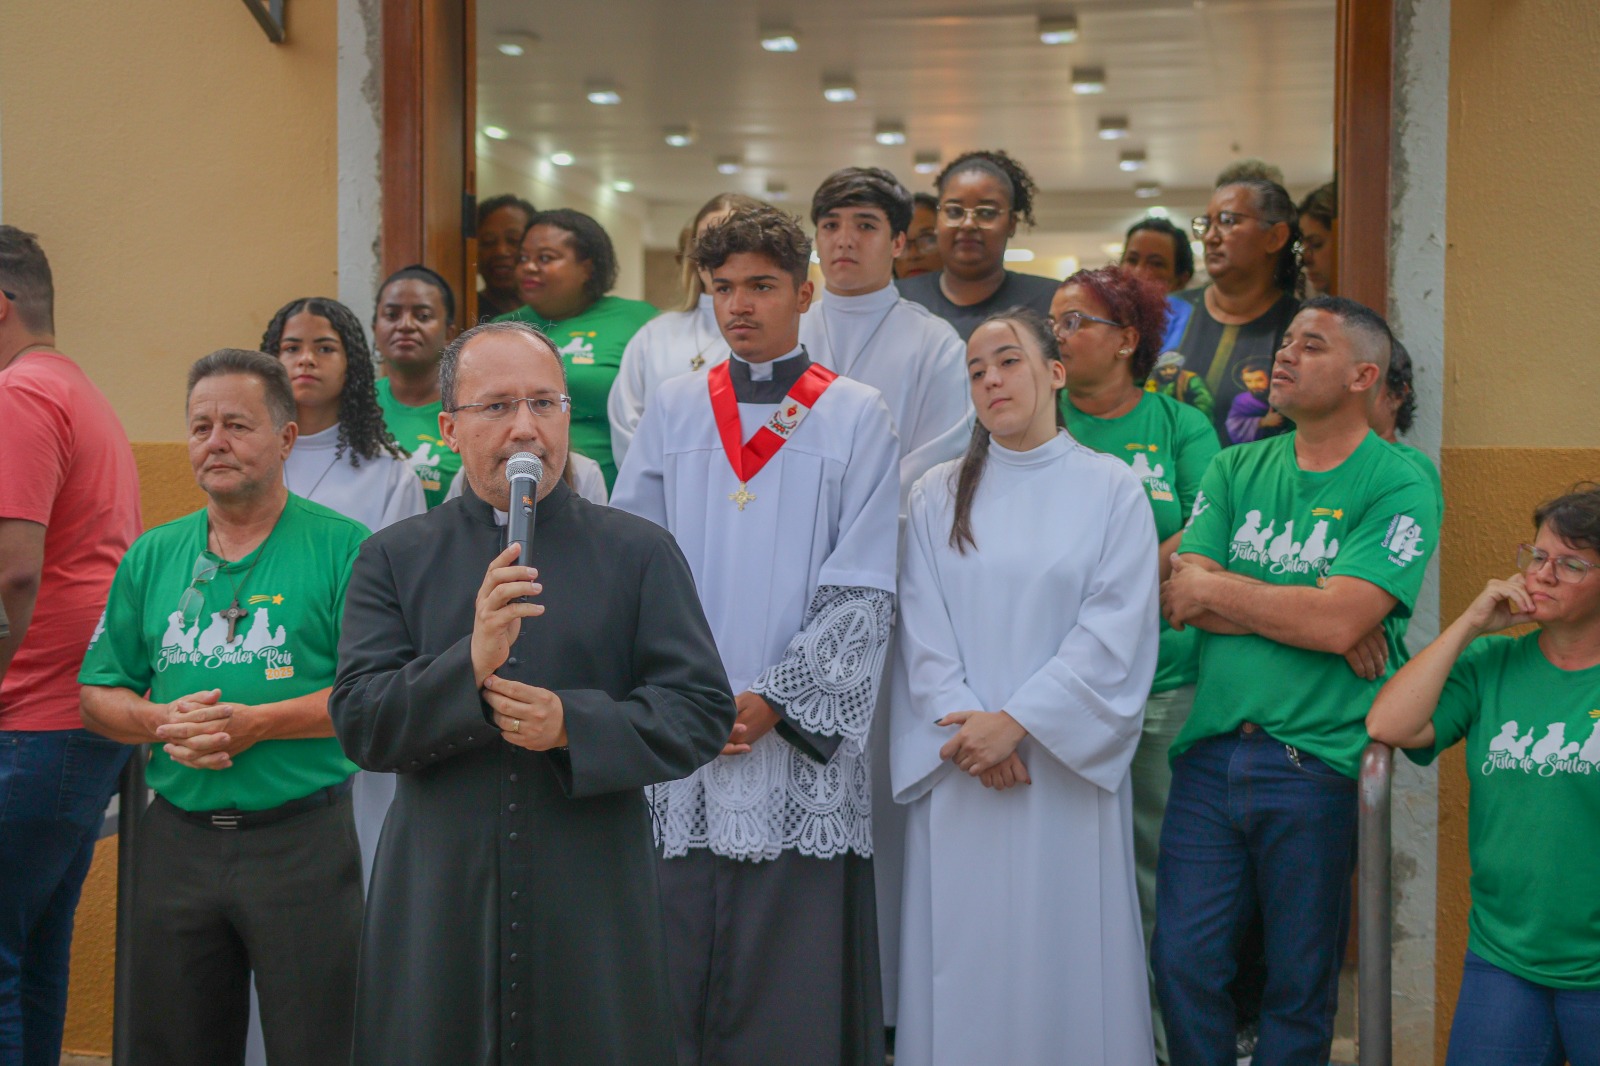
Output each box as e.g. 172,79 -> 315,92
1057,265 -> 1170,383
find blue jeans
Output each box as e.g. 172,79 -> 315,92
0,729 -> 130,1066
1445,950 -> 1600,1066
1151,728 -> 1356,1066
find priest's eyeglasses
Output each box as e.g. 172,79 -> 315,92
178,555 -> 223,628
1052,310 -> 1125,337
938,203 -> 1008,228
1517,544 -> 1598,583
451,395 -> 572,420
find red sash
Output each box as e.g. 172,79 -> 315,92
707,360 -> 839,484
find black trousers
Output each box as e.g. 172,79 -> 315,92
129,790 -> 363,1066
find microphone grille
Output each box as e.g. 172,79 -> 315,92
505,452 -> 544,483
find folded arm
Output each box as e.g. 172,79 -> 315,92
1165,552 -> 1396,652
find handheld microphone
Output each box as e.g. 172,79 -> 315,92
505,452 -> 544,564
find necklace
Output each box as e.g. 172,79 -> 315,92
207,518 -> 273,645
819,297 -> 896,379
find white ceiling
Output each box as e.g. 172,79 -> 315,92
476,0 -> 1335,256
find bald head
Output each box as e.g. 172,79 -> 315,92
439,321 -> 566,412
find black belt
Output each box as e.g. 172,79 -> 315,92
160,777 -> 352,831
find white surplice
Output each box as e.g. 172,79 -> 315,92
612,347 -> 901,862
283,424 -> 426,536
890,431 -> 1161,1066
608,293 -> 727,470
800,284 -> 972,508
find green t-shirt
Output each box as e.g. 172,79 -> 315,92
1063,391 -> 1221,691
1383,439 -> 1445,667
1404,632 -> 1600,989
496,295 -> 657,488
1173,431 -> 1438,776
78,496 -> 366,812
375,377 -> 460,509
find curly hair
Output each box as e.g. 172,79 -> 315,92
676,192 -> 768,311
949,307 -> 1064,555
525,208 -> 618,303
477,193 -> 537,230
261,297 -> 409,467
1058,266 -> 1170,383
1218,176 -> 1305,299
935,150 -> 1040,227
690,205 -> 812,287
1387,336 -> 1418,435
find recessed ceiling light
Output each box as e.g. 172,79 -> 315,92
1004,249 -> 1037,262
550,151 -> 575,167
1118,149 -> 1147,172
1135,182 -> 1162,198
1072,66 -> 1107,94
766,180 -> 790,201
663,125 -> 695,148
715,155 -> 743,175
759,24 -> 800,52
874,120 -> 907,146
822,76 -> 857,103
585,81 -> 622,106
1038,14 -> 1079,45
913,150 -> 942,175
1146,205 -> 1170,219
482,125 -> 509,141
1097,116 -> 1130,140
612,180 -> 635,193
494,32 -> 539,57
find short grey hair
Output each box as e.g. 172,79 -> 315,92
439,321 -> 566,411
186,349 -> 296,428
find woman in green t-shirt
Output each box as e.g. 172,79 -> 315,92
495,208 -> 656,487
1050,265 -> 1220,1061
1369,485 -> 1600,1063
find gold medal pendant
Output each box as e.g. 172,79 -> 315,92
728,483 -> 757,511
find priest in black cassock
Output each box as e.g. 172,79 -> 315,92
329,320 -> 736,1066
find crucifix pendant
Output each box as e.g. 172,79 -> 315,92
728,483 -> 756,511
221,600 -> 249,644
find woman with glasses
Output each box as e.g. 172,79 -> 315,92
263,297 -> 426,535
1048,266 -> 1219,1062
894,192 -> 944,279
894,149 -> 1059,340
891,307 -> 1160,1065
1368,484 -> 1600,1065
496,208 -> 657,489
1172,177 -> 1304,445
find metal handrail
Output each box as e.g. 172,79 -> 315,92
1357,741 -> 1393,1066
112,746 -> 148,1066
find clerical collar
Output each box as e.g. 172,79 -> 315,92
459,474 -> 573,529
728,345 -> 809,403
821,283 -> 898,314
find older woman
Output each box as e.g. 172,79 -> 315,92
891,308 -> 1159,1065
1368,484 -> 1600,1065
1051,266 -> 1220,1063
894,149 -> 1059,340
496,208 -> 656,487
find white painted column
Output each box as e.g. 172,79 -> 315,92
339,0 -> 383,331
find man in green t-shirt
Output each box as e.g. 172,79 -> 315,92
1149,298 -> 1439,1064
80,350 -> 366,1066
373,264 -> 463,507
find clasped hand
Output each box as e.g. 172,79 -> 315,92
722,691 -> 780,756
938,710 -> 1030,791
152,688 -> 254,771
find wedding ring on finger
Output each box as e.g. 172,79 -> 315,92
509,717 -> 521,733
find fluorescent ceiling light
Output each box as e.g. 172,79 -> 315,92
715,155 -> 743,175
822,76 -> 857,103
612,180 -> 634,193
585,81 -> 622,106
874,120 -> 907,146
550,151 -> 575,167
913,150 -> 941,175
1135,182 -> 1162,198
482,126 -> 509,141
495,32 -> 539,57
663,125 -> 695,147
1119,149 -> 1147,172
1038,14 -> 1079,45
1146,205 -> 1170,219
760,25 -> 800,52
1072,66 -> 1106,94
1004,249 -> 1036,262
1097,116 -> 1130,140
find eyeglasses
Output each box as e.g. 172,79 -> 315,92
450,395 -> 572,420
1052,310 -> 1125,337
177,555 -> 223,628
906,231 -> 939,254
1516,544 -> 1598,583
0,290 -> 14,302
1190,211 -> 1268,238
938,203 -> 1009,228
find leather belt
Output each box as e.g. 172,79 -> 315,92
159,777 -> 352,830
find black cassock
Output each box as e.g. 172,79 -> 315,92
330,479 -> 735,1066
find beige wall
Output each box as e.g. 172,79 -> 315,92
0,0 -> 341,442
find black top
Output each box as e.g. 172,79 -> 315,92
1173,287 -> 1301,445
896,269 -> 1061,341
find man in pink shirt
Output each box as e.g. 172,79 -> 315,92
0,226 -> 141,1065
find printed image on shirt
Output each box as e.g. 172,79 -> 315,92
1228,509 -> 1343,578
157,592 -> 296,679
1125,446 -> 1176,503
1482,713 -> 1600,777
558,331 -> 598,365
1383,514 -> 1427,565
